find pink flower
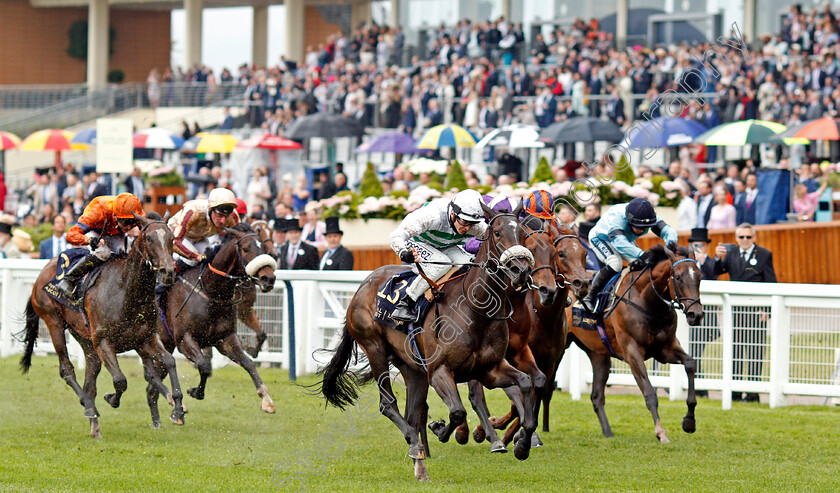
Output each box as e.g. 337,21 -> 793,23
611,181 -> 631,193
661,181 -> 680,192
626,186 -> 651,198
665,191 -> 678,200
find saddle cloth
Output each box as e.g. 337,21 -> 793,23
42,248 -> 109,311
571,269 -> 626,331
373,269 -> 434,333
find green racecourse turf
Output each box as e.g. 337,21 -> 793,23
2,356 -> 839,492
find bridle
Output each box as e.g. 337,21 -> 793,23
134,220 -> 170,273
552,233 -> 583,288
523,226 -> 559,290
206,232 -> 262,283
647,257 -> 703,313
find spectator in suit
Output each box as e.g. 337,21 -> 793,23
735,173 -> 758,225
425,99 -> 443,127
695,179 -> 714,228
123,167 -> 146,200
319,217 -> 354,271
39,215 -> 69,259
278,219 -> 319,270
84,172 -> 108,200
316,171 -> 338,201
687,227 -> 718,397
714,223 -> 777,403
29,173 -> 59,219
271,218 -> 286,249
607,87 -> 625,127
218,107 -> 235,130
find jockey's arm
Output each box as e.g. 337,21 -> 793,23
171,210 -> 203,261
388,207 -> 438,255
66,201 -> 107,246
608,229 -> 644,261
651,220 -> 678,246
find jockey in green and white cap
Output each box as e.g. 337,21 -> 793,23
388,189 -> 487,322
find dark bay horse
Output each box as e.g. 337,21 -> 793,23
237,219 -> 279,357
156,223 -> 278,413
566,244 -> 704,443
20,215 -> 181,437
476,221 -> 591,445
319,203 -> 538,481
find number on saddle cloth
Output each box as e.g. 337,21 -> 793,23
373,270 -> 432,333
571,271 -> 623,328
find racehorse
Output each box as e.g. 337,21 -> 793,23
469,219 -> 591,448
566,244 -> 704,443
20,214 -> 183,437
155,223 -> 278,414
319,203 -> 538,481
237,219 -> 279,357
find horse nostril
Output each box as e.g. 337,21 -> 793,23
538,286 -> 548,295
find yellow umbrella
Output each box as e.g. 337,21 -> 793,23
194,133 -> 238,153
20,129 -> 87,168
417,124 -> 477,149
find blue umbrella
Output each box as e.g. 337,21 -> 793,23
71,127 -> 97,145
354,132 -> 430,154
623,117 -> 707,148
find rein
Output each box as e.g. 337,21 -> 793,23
612,257 -> 702,318
552,233 -> 582,287
134,220 -> 168,272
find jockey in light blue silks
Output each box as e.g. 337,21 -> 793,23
388,189 -> 488,322
583,197 -> 678,313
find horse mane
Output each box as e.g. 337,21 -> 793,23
646,243 -> 692,263
232,223 -> 255,234
673,245 -> 692,258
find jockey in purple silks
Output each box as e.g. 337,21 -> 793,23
463,194 -> 521,255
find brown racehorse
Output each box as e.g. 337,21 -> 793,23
19,215 -> 182,437
155,223 -> 278,413
237,219 -> 279,357
319,203 -> 537,481
566,244 -> 704,443
470,220 -> 591,447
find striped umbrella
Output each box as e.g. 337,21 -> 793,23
71,127 -> 98,145
773,117 -> 840,141
235,133 -> 303,150
21,129 -> 84,168
195,133 -> 238,153
693,120 -> 807,145
417,124 -> 477,149
476,124 -> 545,149
133,128 -> 185,149
0,131 -> 21,150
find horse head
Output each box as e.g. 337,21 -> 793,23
133,212 -> 176,286
520,215 -> 558,306
251,220 -> 280,261
480,200 -> 533,290
550,222 -> 590,300
650,244 -> 704,326
223,224 -> 277,293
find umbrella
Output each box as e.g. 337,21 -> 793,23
133,128 -> 185,149
354,132 -> 429,154
402,157 -> 449,175
417,124 -> 477,149
236,133 -> 303,150
476,124 -> 545,148
284,113 -> 365,139
20,129 -> 85,168
538,117 -> 624,144
772,117 -> 840,141
0,131 -> 21,175
194,133 -> 238,153
622,117 -> 707,148
693,120 -> 807,146
71,127 -> 98,145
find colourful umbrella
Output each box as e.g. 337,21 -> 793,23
354,132 -> 429,154
693,120 -> 808,145
235,133 -> 303,150
20,129 -> 85,168
476,124 -> 545,148
622,117 -> 707,148
417,124 -> 477,149
133,128 -> 185,149
0,131 -> 21,150
194,133 -> 238,153
773,117 -> 840,141
71,127 -> 97,145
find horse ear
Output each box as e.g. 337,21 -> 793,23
481,202 -> 496,221
162,210 -> 171,222
512,200 -> 523,219
223,227 -> 240,237
132,212 -> 149,224
664,244 -> 677,261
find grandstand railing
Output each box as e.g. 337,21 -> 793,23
3,265 -> 835,409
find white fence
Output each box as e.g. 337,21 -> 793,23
1,260 -> 839,410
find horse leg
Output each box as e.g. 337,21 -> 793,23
398,365 -> 431,482
427,366 -> 467,444
540,366 -> 559,432
215,332 -> 275,413
509,347 -> 545,447
178,332 -> 212,400
466,380 -> 507,453
240,306 -> 267,358
95,338 -> 127,409
589,351 -> 614,438
138,335 -> 186,426
44,318 -> 97,421
69,332 -> 103,438
479,360 -> 535,461
659,342 -> 697,434
625,343 -> 669,443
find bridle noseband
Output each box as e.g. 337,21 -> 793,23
135,220 -> 169,272
648,257 -> 702,313
552,233 -> 583,287
207,232 -> 261,283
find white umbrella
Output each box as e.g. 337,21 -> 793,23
476,124 -> 545,149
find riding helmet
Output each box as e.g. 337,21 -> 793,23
625,198 -> 657,228
114,193 -> 144,219
208,188 -> 238,211
450,189 -> 484,224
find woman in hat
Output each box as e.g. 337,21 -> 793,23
319,217 -> 354,271
301,202 -> 327,248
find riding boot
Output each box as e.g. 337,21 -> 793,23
582,265 -> 617,313
56,254 -> 106,298
175,258 -> 190,273
155,283 -> 169,312
392,296 -> 418,322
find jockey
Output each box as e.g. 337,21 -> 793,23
235,198 -> 248,220
57,193 -> 145,297
521,189 -> 562,227
582,197 -> 678,312
168,187 -> 240,271
389,189 -> 487,322
463,194 -> 519,254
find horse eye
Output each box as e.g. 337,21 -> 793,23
494,230 -> 500,238
675,275 -> 681,281
557,252 -> 565,258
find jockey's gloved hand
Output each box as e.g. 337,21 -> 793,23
88,236 -> 101,249
629,252 -> 654,271
204,245 -> 218,263
666,241 -> 678,253
399,249 -> 415,264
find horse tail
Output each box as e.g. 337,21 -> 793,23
316,321 -> 360,410
19,299 -> 40,374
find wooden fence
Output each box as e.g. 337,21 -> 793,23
344,221 -> 840,285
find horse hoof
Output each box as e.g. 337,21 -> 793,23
658,434 -> 671,444
408,443 -> 426,460
531,432 -> 543,448
170,410 -> 186,426
682,417 -> 696,434
490,440 -> 507,453
512,429 -> 522,445
187,387 -> 205,400
261,401 -> 276,414
454,426 -> 468,445
151,421 -> 161,430
89,419 -> 101,439
428,420 -> 446,440
246,347 -> 260,358
104,393 -> 120,408
513,440 -> 531,461
473,425 -> 487,443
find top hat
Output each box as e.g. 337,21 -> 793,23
579,220 -> 596,241
324,217 -> 343,235
0,222 -> 12,235
285,218 -> 303,232
271,219 -> 285,232
687,228 -> 711,243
